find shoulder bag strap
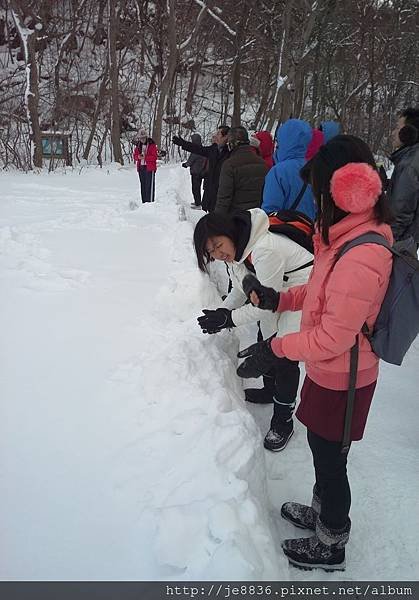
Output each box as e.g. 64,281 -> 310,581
289,182 -> 308,211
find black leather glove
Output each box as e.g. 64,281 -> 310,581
197,308 -> 235,334
242,274 -> 280,312
172,135 -> 184,146
236,337 -> 277,378
182,162 -> 188,168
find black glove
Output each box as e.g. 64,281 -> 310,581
236,337 -> 277,378
197,308 -> 235,334
242,274 -> 280,312
182,162 -> 188,168
172,135 -> 184,146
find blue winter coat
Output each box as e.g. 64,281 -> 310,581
262,119 -> 316,220
320,121 -> 341,143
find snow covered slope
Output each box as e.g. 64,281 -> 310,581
1,164 -> 418,581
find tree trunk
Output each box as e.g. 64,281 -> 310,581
108,0 -> 123,164
83,57 -> 109,160
11,1 -> 43,168
152,0 -> 177,148
231,54 -> 241,127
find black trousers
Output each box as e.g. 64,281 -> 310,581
270,357 -> 300,432
191,174 -> 203,206
307,429 -> 351,530
138,166 -> 155,203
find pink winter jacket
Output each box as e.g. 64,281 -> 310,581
272,210 -> 393,390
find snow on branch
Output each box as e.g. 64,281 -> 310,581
192,0 -> 236,37
178,4 -> 208,51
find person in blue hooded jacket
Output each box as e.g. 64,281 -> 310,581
262,119 -> 316,221
319,120 -> 341,143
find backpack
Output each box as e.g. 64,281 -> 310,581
245,183 -> 314,279
336,233 -> 419,366
336,233 -> 419,453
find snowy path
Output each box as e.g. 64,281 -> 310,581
0,165 -> 418,581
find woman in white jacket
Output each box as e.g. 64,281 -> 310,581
193,208 -> 313,451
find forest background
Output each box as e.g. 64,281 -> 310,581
0,0 -> 418,170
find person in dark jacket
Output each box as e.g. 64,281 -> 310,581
173,126 -> 230,212
388,106 -> 419,247
182,133 -> 207,209
215,127 -> 268,214
262,119 -> 316,220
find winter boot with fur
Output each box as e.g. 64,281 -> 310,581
282,517 -> 350,572
263,426 -> 293,451
281,486 -> 321,530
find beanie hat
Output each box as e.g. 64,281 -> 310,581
330,162 -> 382,213
138,128 -> 147,138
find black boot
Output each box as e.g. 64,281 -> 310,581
244,373 -> 274,404
281,486 -> 321,530
282,518 -> 350,572
263,426 -> 293,451
245,388 -> 274,404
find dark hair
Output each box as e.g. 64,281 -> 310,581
398,107 -> 419,147
218,125 -> 230,137
193,212 -> 237,272
228,126 -> 249,145
301,134 -> 392,244
400,107 -> 419,132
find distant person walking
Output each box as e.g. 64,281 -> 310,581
133,128 -> 158,203
182,133 -> 207,209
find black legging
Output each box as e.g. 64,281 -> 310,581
271,357 -> 300,431
307,429 -> 351,530
191,174 -> 203,206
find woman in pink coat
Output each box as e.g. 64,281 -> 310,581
237,135 -> 393,572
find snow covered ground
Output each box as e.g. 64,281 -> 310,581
1,163 -> 418,581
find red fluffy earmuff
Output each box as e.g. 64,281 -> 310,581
330,162 -> 382,213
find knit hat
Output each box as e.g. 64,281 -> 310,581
138,128 -> 147,138
330,162 -> 382,213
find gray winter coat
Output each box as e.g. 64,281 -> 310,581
388,143 -> 419,244
184,134 -> 207,176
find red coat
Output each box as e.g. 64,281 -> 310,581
133,139 -> 158,172
255,131 -> 274,170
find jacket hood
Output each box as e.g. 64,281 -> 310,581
191,133 -> 202,144
305,129 -> 325,160
236,209 -> 269,263
320,121 -> 341,143
255,131 -> 274,158
275,119 -> 312,162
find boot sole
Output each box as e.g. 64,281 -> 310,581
263,429 -> 294,452
286,555 -> 345,572
280,507 -> 315,530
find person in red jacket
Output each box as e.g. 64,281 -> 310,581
254,131 -> 274,170
305,128 -> 325,161
237,135 -> 393,572
133,128 -> 158,203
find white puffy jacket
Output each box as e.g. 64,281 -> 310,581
222,208 -> 312,339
